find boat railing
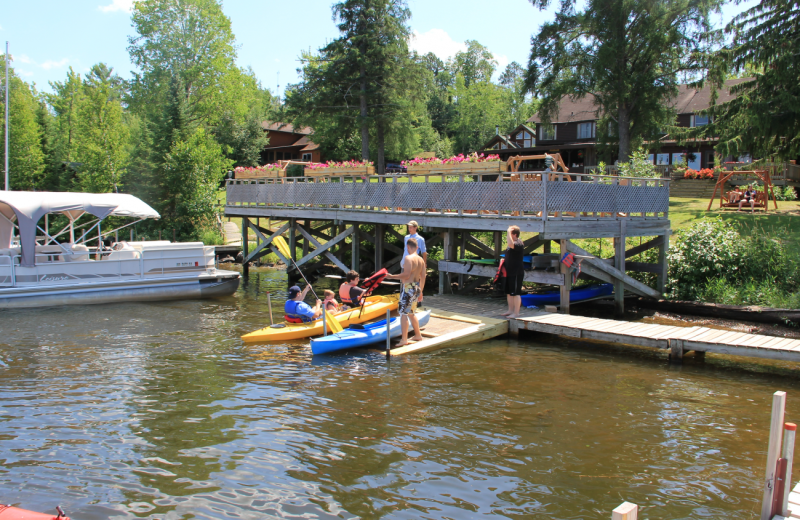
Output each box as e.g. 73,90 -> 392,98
225,171 -> 671,220
0,244 -> 215,288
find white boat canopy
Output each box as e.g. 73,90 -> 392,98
0,191 -> 160,267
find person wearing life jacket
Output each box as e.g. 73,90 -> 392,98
339,270 -> 366,306
284,285 -> 322,323
322,289 -> 340,312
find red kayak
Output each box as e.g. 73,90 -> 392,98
0,505 -> 69,520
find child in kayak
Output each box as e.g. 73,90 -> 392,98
322,290 -> 342,312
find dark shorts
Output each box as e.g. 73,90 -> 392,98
505,273 -> 523,296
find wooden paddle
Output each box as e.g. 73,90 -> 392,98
273,236 -> 343,333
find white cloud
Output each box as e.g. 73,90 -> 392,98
98,0 -> 135,13
18,54 -> 33,64
17,70 -> 34,78
41,58 -> 69,70
409,29 -> 467,62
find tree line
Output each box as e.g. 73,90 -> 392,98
1,0 -> 797,236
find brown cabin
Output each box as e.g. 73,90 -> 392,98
480,78 -> 754,171
261,122 -> 323,164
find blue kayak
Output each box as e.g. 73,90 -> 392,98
520,283 -> 614,307
311,310 -> 431,355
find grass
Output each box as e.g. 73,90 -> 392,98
669,196 -> 800,253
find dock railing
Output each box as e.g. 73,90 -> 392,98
225,171 -> 670,221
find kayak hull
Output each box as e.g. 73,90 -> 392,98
241,294 -> 399,342
520,283 -> 614,306
0,505 -> 70,520
311,310 -> 431,355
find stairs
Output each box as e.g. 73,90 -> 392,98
669,179 -> 721,199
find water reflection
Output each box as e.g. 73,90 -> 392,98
0,267 -> 798,519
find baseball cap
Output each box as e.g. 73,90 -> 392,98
288,285 -> 302,298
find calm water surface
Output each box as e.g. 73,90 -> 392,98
2,268 -> 800,519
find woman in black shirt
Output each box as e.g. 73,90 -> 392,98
501,225 -> 525,318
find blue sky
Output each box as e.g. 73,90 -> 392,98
2,0 -> 754,95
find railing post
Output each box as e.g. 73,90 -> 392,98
542,173 -> 548,221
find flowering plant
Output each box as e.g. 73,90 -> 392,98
235,164 -> 282,175
698,168 -> 715,179
305,160 -> 373,170
401,153 -> 502,166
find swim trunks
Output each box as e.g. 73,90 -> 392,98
399,282 -> 421,315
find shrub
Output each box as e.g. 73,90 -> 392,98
286,163 -> 305,178
199,227 -> 224,245
618,147 -> 660,178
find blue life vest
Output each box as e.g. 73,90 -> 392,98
285,300 -> 311,322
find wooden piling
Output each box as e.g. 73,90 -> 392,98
670,338 -> 684,363
559,239 -> 571,314
762,391 -> 787,520
614,234 -> 626,316
611,501 -> 638,520
781,422 -> 797,517
351,223 -> 360,272
241,217 -> 249,275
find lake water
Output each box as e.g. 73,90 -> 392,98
1,267 -> 799,519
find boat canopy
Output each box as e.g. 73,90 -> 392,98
0,191 -> 160,267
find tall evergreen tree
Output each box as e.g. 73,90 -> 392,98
699,0 -> 800,159
525,0 -> 723,163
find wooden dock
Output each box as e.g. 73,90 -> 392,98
390,294 -> 539,356
776,480 -> 800,519
514,312 -> 800,363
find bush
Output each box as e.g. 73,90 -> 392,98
667,218 -> 799,301
618,147 -> 660,178
775,185 -> 797,201
286,164 -> 305,178
199,227 -> 224,245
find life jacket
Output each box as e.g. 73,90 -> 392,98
324,298 -> 339,311
561,252 -> 575,268
284,300 -> 310,323
493,259 -> 506,284
361,268 -> 387,296
339,282 -> 355,304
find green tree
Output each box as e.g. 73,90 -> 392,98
0,57 -> 46,191
525,0 -> 723,163
453,40 -> 497,88
699,0 -> 800,159
46,68 -> 85,189
213,111 -> 268,167
73,64 -> 129,193
161,127 -> 232,238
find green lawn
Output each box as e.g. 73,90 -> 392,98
670,196 -> 800,252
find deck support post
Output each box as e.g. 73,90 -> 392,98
543,240 -> 551,254
559,239 -> 571,314
288,218 -> 297,262
493,231 -> 502,261
375,224 -> 384,272
241,217 -> 250,275
458,231 -> 467,289
657,232 -> 669,296
351,223 -> 360,273
669,339 -> 684,363
439,230 -> 455,294
614,225 -> 626,316
302,221 -> 310,257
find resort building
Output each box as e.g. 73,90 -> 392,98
480,78 -> 752,172
260,122 -> 323,164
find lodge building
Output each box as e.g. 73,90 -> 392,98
260,122 -> 323,164
480,78 -> 752,171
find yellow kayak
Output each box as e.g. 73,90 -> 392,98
242,294 -> 400,342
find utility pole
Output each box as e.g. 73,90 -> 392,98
4,41 -> 9,191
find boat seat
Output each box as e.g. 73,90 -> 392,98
64,243 -> 90,262
35,245 -> 67,262
107,245 -> 139,260
0,247 -> 21,257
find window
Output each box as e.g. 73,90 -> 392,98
539,124 -> 556,141
691,114 -> 710,127
656,154 -> 670,165
516,130 -> 534,148
647,154 -> 655,164
687,153 -> 700,170
577,122 -> 596,139
672,153 -> 685,166
302,153 -> 312,161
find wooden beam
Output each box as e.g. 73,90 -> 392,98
243,221 -> 290,264
295,224 -> 353,274
438,261 -> 564,285
241,217 -> 249,274
560,239 -> 571,314
623,235 -> 664,259
351,223 -> 360,272
614,233 -> 625,315
564,241 -> 661,299
466,234 -> 495,258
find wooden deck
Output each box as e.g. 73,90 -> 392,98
775,480 -> 800,519
514,313 -> 800,363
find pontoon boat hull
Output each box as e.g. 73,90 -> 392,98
0,271 -> 239,309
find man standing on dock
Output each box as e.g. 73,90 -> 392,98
386,238 -> 425,346
401,220 -> 427,302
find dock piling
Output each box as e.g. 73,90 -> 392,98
762,390 -> 787,520
385,309 -> 391,358
267,292 -> 273,326
611,502 -> 638,520
781,422 -> 796,517
669,339 -> 684,363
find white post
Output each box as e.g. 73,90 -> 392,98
612,502 -> 637,520
782,422 -> 797,517
762,391 -> 787,520
4,41 -> 9,191
322,309 -> 327,337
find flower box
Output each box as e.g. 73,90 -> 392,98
234,164 -> 283,179
304,166 -> 376,176
406,161 -> 508,175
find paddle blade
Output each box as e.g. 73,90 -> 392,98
325,310 -> 344,333
273,235 -> 292,259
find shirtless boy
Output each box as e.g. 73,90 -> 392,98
386,238 -> 425,346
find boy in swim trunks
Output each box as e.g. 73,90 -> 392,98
385,237 -> 425,346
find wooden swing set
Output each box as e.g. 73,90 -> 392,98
707,169 -> 778,212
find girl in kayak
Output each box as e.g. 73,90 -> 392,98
323,290 -> 341,312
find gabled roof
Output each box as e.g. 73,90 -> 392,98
482,134 -> 519,150
527,78 -> 754,124
261,121 -> 314,135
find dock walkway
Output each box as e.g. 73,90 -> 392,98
514,312 -> 800,362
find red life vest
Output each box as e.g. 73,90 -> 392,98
361,268 -> 388,296
493,259 -> 506,284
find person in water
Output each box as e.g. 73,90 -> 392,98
386,238 -> 425,346
322,289 -> 340,312
284,285 -> 322,322
339,270 -> 366,306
